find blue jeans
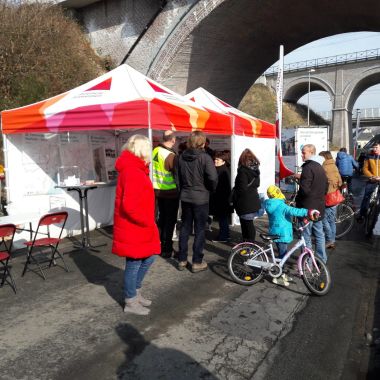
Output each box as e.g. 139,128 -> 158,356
217,215 -> 230,240
360,182 -> 378,217
302,220 -> 327,263
276,242 -> 288,259
124,256 -> 156,299
322,206 -> 337,243
179,201 -> 209,264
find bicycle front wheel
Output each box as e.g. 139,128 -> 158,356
228,243 -> 268,285
335,203 -> 354,239
301,255 -> 331,296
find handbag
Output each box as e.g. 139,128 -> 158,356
325,189 -> 344,207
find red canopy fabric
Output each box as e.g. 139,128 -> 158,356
1,65 -> 232,135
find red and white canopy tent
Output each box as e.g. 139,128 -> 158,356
0,64 -> 274,235
2,64 -> 232,135
0,65 -> 233,236
185,87 -> 276,200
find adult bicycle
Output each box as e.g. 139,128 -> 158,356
286,176 -> 354,239
364,181 -> 380,236
227,219 -> 332,296
335,178 -> 355,239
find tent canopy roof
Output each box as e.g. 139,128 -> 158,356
186,87 -> 275,139
1,65 -> 232,135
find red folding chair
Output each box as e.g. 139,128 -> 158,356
22,212 -> 69,280
0,224 -> 17,293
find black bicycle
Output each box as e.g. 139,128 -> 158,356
364,182 -> 380,236
286,177 -> 354,239
335,178 -> 355,239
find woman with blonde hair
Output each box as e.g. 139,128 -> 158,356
112,134 -> 160,315
319,150 -> 342,250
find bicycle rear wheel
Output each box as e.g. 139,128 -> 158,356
335,203 -> 354,239
365,203 -> 380,236
301,254 -> 331,296
228,243 -> 267,285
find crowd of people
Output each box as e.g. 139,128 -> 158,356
110,131 -> 380,315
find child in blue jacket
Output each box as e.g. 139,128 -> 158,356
264,185 -> 316,285
264,185 -> 317,259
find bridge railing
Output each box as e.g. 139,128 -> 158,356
317,108 -> 380,121
265,48 -> 380,76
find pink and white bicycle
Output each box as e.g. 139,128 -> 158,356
228,220 -> 332,296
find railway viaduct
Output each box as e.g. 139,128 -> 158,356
51,0 -> 380,147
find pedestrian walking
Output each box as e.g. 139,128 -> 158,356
233,148 -> 261,242
295,144 -> 328,263
335,147 -> 358,194
177,131 -> 218,273
319,151 -> 342,250
152,131 -> 179,258
112,135 -> 160,315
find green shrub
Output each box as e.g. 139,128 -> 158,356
0,0 -> 109,111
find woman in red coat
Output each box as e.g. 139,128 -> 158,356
112,134 -> 160,315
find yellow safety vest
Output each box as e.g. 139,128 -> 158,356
152,146 -> 176,190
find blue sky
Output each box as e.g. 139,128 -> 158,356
279,32 -> 380,112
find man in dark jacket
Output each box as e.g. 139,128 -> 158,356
177,131 -> 218,273
295,144 -> 328,263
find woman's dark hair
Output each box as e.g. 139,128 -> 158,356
238,148 -> 260,167
178,141 -> 187,155
214,150 -> 229,162
339,147 -> 347,153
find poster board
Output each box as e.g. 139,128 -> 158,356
295,127 -> 329,169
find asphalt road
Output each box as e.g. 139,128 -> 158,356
1,176 -> 379,379
254,225 -> 380,380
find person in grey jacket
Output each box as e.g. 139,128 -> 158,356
177,131 -> 218,273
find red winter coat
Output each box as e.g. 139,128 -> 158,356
112,150 -> 160,259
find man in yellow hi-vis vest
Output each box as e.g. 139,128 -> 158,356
152,131 -> 179,258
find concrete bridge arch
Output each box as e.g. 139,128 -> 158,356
345,66 -> 380,111
283,76 -> 334,105
60,0 -> 380,146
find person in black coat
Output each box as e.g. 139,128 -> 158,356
233,149 -> 261,242
177,131 -> 218,273
210,151 -> 231,242
295,144 -> 328,263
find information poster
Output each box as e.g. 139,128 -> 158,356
59,133 -> 95,182
90,132 -> 117,182
295,127 -> 329,168
22,134 -> 61,195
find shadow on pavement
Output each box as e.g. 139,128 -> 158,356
115,323 -> 218,380
69,249 -> 124,306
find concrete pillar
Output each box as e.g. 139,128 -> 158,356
331,67 -> 353,152
331,108 -> 353,151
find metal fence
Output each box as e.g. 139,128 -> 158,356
265,48 -> 380,76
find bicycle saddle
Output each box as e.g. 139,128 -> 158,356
260,233 -> 280,241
